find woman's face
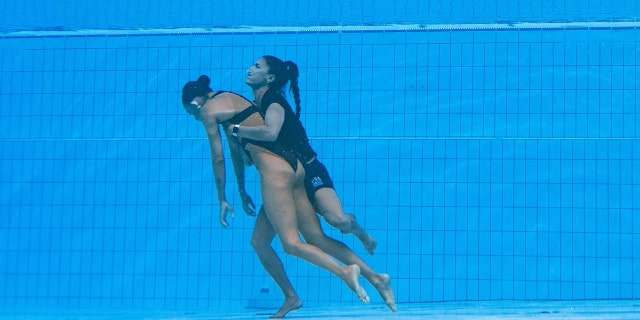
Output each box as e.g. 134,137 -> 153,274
246,57 -> 272,88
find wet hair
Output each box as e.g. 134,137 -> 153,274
181,75 -> 213,120
262,55 -> 301,118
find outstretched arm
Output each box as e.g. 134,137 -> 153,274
222,127 -> 256,216
204,122 -> 234,228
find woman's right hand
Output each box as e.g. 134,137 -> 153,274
219,200 -> 234,228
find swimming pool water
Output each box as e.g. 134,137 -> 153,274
1,0 -> 639,32
0,0 -> 639,312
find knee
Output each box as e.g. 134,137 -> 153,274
320,210 -> 343,226
280,240 -> 304,257
301,230 -> 326,246
250,237 -> 260,251
250,234 -> 269,253
324,213 -> 356,234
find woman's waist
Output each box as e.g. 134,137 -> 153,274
283,142 -> 316,164
244,142 -> 299,171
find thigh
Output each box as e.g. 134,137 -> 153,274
252,206 -> 277,244
303,160 -> 335,204
292,165 -> 325,239
313,187 -> 346,217
296,203 -> 326,242
252,151 -> 301,242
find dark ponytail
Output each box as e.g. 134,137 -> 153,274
263,55 -> 302,118
181,75 -> 213,120
284,61 -> 301,118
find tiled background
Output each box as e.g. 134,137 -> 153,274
1,26 -> 639,308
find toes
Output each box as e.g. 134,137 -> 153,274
364,238 -> 377,255
357,287 -> 370,304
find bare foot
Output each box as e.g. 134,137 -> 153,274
270,296 -> 302,318
346,219 -> 377,255
374,274 -> 396,312
361,234 -> 377,255
345,265 -> 369,303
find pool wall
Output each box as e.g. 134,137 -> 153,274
0,26 -> 639,308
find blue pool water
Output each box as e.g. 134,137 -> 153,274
0,0 -> 639,314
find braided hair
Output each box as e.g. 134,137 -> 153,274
262,55 -> 301,118
181,75 -> 212,121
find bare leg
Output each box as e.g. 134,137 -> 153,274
297,207 -> 396,312
252,153 -> 369,303
314,188 -> 378,255
250,208 -> 302,318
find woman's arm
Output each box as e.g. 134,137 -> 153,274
205,123 -> 226,201
222,128 -> 256,216
204,122 -> 234,228
233,103 -> 285,142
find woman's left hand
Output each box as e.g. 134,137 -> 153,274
239,190 -> 257,216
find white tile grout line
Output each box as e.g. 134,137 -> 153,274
1,21 -> 639,38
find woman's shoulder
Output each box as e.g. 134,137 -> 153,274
211,91 -> 253,107
263,88 -> 285,103
213,90 -> 247,101
263,90 -> 291,112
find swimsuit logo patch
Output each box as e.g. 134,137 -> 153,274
311,177 -> 323,188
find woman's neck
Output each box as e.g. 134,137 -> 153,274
197,91 -> 217,122
252,86 -> 269,106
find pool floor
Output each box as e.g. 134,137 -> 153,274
2,300 -> 639,319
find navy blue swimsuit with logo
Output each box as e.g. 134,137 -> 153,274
259,89 -> 334,200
